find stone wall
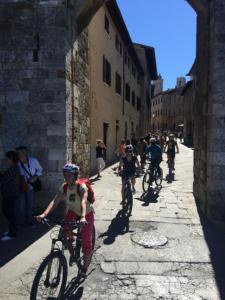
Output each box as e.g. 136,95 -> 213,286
193,0 -> 225,226
66,27 -> 91,177
0,0 -> 99,225
0,1 -> 69,214
205,0 -> 225,225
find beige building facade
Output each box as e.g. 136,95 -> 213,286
151,78 -> 186,132
88,1 -> 154,173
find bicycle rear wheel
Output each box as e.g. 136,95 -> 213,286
122,188 -> 133,216
30,251 -> 67,300
142,172 -> 151,192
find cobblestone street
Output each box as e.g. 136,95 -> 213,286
0,145 -> 225,299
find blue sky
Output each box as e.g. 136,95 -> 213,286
116,0 -> 197,89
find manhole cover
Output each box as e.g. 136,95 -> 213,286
131,232 -> 168,248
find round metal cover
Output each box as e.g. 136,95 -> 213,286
131,232 -> 168,248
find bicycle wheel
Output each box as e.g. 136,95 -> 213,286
30,251 -> 67,300
155,168 -> 163,187
76,224 -> 96,271
142,172 -> 151,192
122,188 -> 133,216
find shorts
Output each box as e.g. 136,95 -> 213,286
167,152 -> 175,159
121,171 -> 135,181
64,210 -> 94,255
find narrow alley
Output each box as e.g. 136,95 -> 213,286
1,145 -> 225,299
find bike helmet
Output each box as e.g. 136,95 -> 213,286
125,145 -> 133,153
150,138 -> 156,144
62,163 -> 79,174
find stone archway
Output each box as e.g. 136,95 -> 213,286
76,0 -> 225,226
0,0 -> 224,225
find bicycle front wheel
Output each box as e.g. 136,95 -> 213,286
122,188 -> 133,216
142,172 -> 151,192
30,251 -> 67,300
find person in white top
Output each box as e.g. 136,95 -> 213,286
16,146 -> 43,226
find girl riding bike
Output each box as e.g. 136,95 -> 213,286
36,163 -> 94,278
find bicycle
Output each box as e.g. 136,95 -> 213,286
121,179 -> 133,217
30,219 -> 95,300
142,163 -> 163,192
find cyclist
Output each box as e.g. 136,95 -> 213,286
164,134 -> 179,170
145,138 -> 162,177
118,145 -> 140,197
35,163 -> 94,278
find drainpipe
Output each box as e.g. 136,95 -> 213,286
122,49 -> 125,116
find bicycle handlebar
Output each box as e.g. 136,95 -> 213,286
41,218 -> 87,228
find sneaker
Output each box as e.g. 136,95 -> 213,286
1,235 -> 14,241
3,231 -> 9,236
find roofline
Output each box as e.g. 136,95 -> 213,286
105,0 -> 144,75
133,43 -> 158,80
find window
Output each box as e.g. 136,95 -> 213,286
119,42 -> 122,55
115,72 -> 122,95
137,74 -> 141,84
115,34 -> 119,51
127,57 -> 130,69
132,65 -> 136,78
104,15 -> 109,33
103,56 -> 111,86
132,91 -> 135,107
124,51 -> 127,64
125,83 -> 130,102
137,97 -> 141,111
115,35 -> 122,55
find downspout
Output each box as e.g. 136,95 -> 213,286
122,49 -> 125,116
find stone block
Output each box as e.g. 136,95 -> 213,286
48,149 -> 66,161
47,160 -> 58,172
44,103 -> 66,113
47,126 -> 66,136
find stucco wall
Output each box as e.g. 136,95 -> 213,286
88,6 -> 142,173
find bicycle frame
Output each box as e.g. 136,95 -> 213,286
44,220 -> 83,276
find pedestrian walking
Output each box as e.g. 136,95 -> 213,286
96,140 -> 106,177
16,146 -> 43,226
137,137 -> 147,172
131,133 -> 138,155
0,151 -> 21,240
116,140 -> 126,159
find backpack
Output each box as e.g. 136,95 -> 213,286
63,178 -> 95,204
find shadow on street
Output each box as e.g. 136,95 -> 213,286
99,210 -> 132,245
136,189 -> 160,206
165,173 -> 176,183
195,198 -> 225,300
0,222 -> 49,267
63,277 -> 85,300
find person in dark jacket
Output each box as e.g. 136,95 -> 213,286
0,151 -> 21,240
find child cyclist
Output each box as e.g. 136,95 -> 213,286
118,145 -> 140,198
35,163 -> 94,277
